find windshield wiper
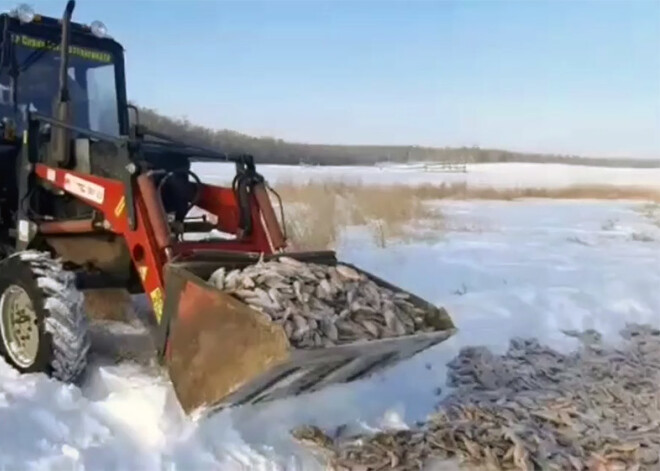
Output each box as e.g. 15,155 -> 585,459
20,40 -> 58,72
7,38 -> 59,114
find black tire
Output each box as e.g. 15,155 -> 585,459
0,250 -> 90,382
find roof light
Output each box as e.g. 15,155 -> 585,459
13,4 -> 35,23
90,20 -> 107,38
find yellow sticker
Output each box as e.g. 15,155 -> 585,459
12,34 -> 112,63
22,130 -> 27,145
138,266 -> 148,282
150,288 -> 164,323
114,196 -> 125,217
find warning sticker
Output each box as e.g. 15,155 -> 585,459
150,288 -> 164,324
114,196 -> 126,217
18,219 -> 30,242
64,173 -> 105,204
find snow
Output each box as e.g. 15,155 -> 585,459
193,161 -> 660,188
2,167 -> 660,469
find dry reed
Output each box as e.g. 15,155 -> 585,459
274,181 -> 660,250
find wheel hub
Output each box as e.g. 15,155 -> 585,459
0,285 -> 39,368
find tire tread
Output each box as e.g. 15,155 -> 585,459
12,251 -> 90,382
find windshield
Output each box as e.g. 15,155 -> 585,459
0,34 -> 120,136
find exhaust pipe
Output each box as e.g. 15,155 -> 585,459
50,0 -> 75,166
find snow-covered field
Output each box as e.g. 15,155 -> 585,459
2,164 -> 660,470
193,161 -> 660,189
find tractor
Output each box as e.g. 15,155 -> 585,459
0,1 -> 454,414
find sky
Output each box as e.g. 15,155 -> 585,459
4,0 -> 660,158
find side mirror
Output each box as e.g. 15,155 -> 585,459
127,104 -> 142,139
127,104 -> 140,126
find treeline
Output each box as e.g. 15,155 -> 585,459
136,106 -> 660,168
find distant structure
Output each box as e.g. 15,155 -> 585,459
375,146 -> 471,172
424,160 -> 467,173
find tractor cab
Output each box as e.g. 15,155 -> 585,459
0,3 -> 138,263
0,4 -> 128,140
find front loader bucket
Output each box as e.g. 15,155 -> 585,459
161,251 -> 455,415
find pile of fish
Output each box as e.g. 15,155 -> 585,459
292,323 -> 660,470
208,257 -> 437,349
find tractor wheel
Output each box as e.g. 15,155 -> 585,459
0,251 -> 90,382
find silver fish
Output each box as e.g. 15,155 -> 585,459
209,267 -> 226,290
294,324 -> 660,471
207,259 -> 438,349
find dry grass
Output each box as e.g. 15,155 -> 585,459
199,180 -> 659,247
398,182 -> 660,201
274,181 -> 660,250
634,203 -> 660,244
638,202 -> 660,228
278,182 -> 444,249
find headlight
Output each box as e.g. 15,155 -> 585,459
13,4 -> 35,23
90,20 -> 107,38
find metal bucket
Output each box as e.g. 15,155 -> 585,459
161,251 -> 456,414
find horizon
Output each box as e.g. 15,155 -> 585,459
6,0 -> 660,159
